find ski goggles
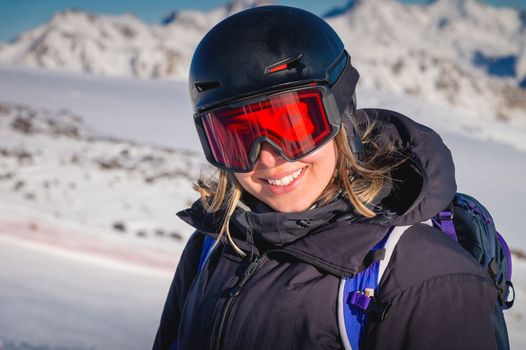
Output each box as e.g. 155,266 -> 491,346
194,85 -> 341,172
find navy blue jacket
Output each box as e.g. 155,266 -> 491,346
153,109 -> 503,350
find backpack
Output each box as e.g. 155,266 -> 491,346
433,193 -> 514,310
198,192 -> 515,350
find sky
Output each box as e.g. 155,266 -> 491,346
0,0 -> 525,43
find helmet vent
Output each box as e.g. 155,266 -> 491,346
195,81 -> 221,92
264,54 -> 303,75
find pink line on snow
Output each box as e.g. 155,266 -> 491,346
0,218 -> 179,274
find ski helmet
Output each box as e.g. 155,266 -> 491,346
189,5 -> 360,172
189,5 -> 359,114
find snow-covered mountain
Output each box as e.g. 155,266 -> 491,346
0,10 -> 192,79
327,0 -> 526,120
0,0 -> 268,79
0,0 -> 524,120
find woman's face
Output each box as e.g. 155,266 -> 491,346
234,141 -> 338,212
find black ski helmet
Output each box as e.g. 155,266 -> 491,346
189,5 -> 359,115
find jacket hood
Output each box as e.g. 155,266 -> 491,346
177,108 -> 456,276
351,109 -> 457,226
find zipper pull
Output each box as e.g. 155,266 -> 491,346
246,228 -> 255,260
229,256 -> 261,297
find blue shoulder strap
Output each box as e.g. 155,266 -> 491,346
338,226 -> 411,350
198,235 -> 216,273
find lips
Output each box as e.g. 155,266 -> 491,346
250,162 -> 309,196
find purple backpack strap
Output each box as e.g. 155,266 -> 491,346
432,205 -> 513,283
496,231 -> 512,281
432,210 -> 458,242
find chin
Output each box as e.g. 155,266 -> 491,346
267,199 -> 312,213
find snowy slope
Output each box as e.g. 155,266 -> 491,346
0,101 -> 206,248
0,0 -> 525,122
0,232 -> 174,350
0,66 -> 525,349
0,65 -> 197,152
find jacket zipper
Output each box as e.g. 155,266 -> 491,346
211,254 -> 266,350
268,248 -> 353,278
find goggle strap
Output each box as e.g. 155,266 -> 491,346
330,54 -> 364,157
331,51 -> 360,116
342,102 -> 365,157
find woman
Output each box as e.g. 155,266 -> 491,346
153,5 -> 504,350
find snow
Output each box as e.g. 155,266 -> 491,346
0,97 -> 206,244
0,232 -> 173,350
327,0 -> 526,121
0,1 -> 269,80
1,61 -> 525,349
0,65 -> 196,153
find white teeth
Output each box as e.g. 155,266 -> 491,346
266,168 -> 303,186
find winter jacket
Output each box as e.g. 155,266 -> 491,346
153,109 -> 503,350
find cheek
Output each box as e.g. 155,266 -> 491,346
233,172 -> 260,193
302,141 -> 338,169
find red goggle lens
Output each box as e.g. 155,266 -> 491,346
200,87 -> 334,172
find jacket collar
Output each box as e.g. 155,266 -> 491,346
177,196 -> 390,277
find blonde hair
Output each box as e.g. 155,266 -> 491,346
193,119 -> 402,256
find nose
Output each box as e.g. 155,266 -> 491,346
255,142 -> 286,169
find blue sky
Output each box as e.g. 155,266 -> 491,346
0,0 -> 525,43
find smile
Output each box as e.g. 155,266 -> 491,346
265,168 -> 304,186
